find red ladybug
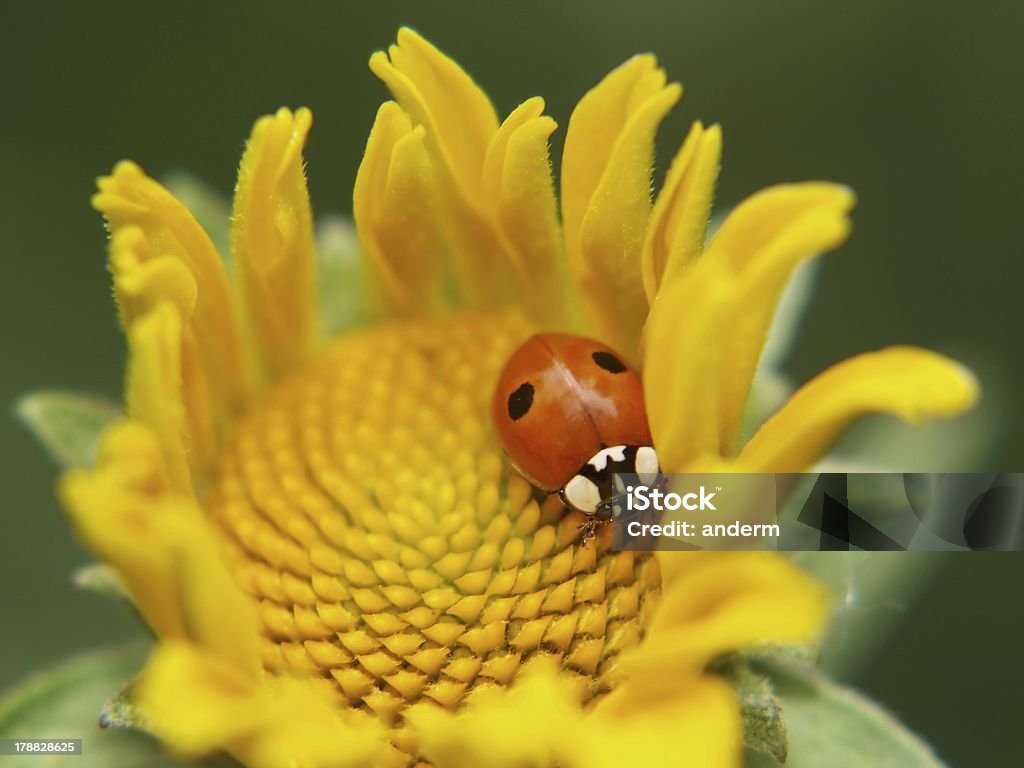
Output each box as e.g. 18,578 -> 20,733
492,333 -> 661,542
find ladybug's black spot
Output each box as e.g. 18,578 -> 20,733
592,351 -> 627,373
507,382 -> 534,421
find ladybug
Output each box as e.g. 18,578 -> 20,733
492,333 -> 661,543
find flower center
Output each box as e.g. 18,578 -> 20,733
206,311 -> 661,724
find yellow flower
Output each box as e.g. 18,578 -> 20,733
56,27 -> 977,768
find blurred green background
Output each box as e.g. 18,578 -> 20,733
1,2 -> 1022,765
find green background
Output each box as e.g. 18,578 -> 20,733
1,2 -> 1021,766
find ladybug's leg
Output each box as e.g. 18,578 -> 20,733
577,517 -> 608,548
576,493 -> 624,548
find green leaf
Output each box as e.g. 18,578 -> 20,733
316,214 -> 371,336
830,405 -> 998,472
100,685 -> 148,731
744,661 -> 944,767
16,391 -> 121,468
73,563 -> 131,603
776,460 -> 960,677
741,643 -> 817,669
740,259 -> 822,443
715,656 -> 788,763
794,550 -> 942,679
0,645 -> 227,767
759,259 -> 820,374
741,370 -> 792,445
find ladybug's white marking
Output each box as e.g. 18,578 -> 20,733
636,446 -> 659,477
564,474 -> 602,515
587,445 -> 627,471
564,444 -> 662,521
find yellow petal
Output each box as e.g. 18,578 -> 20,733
371,34 -> 564,316
707,183 -> 854,271
233,107 -> 319,381
370,43 -> 504,308
642,255 -> 740,470
110,230 -> 218,474
110,229 -> 198,323
137,641 -> 386,768
177,330 -> 218,473
738,347 -> 980,471
136,641 -> 265,754
563,55 -> 681,359
621,552 -> 828,687
481,98 -> 544,200
60,422 -> 184,638
406,664 -> 583,767
354,102 -> 441,317
584,676 -> 741,768
125,302 -> 191,491
168,500 -> 262,677
406,660 -> 740,768
486,99 -> 568,327
242,678 -> 390,768
93,161 -> 248,415
710,183 -> 855,454
60,421 -> 262,676
641,122 -> 722,303
369,27 -> 498,206
642,182 -> 855,466
562,55 -> 668,252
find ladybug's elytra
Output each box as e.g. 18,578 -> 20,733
492,333 -> 661,542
